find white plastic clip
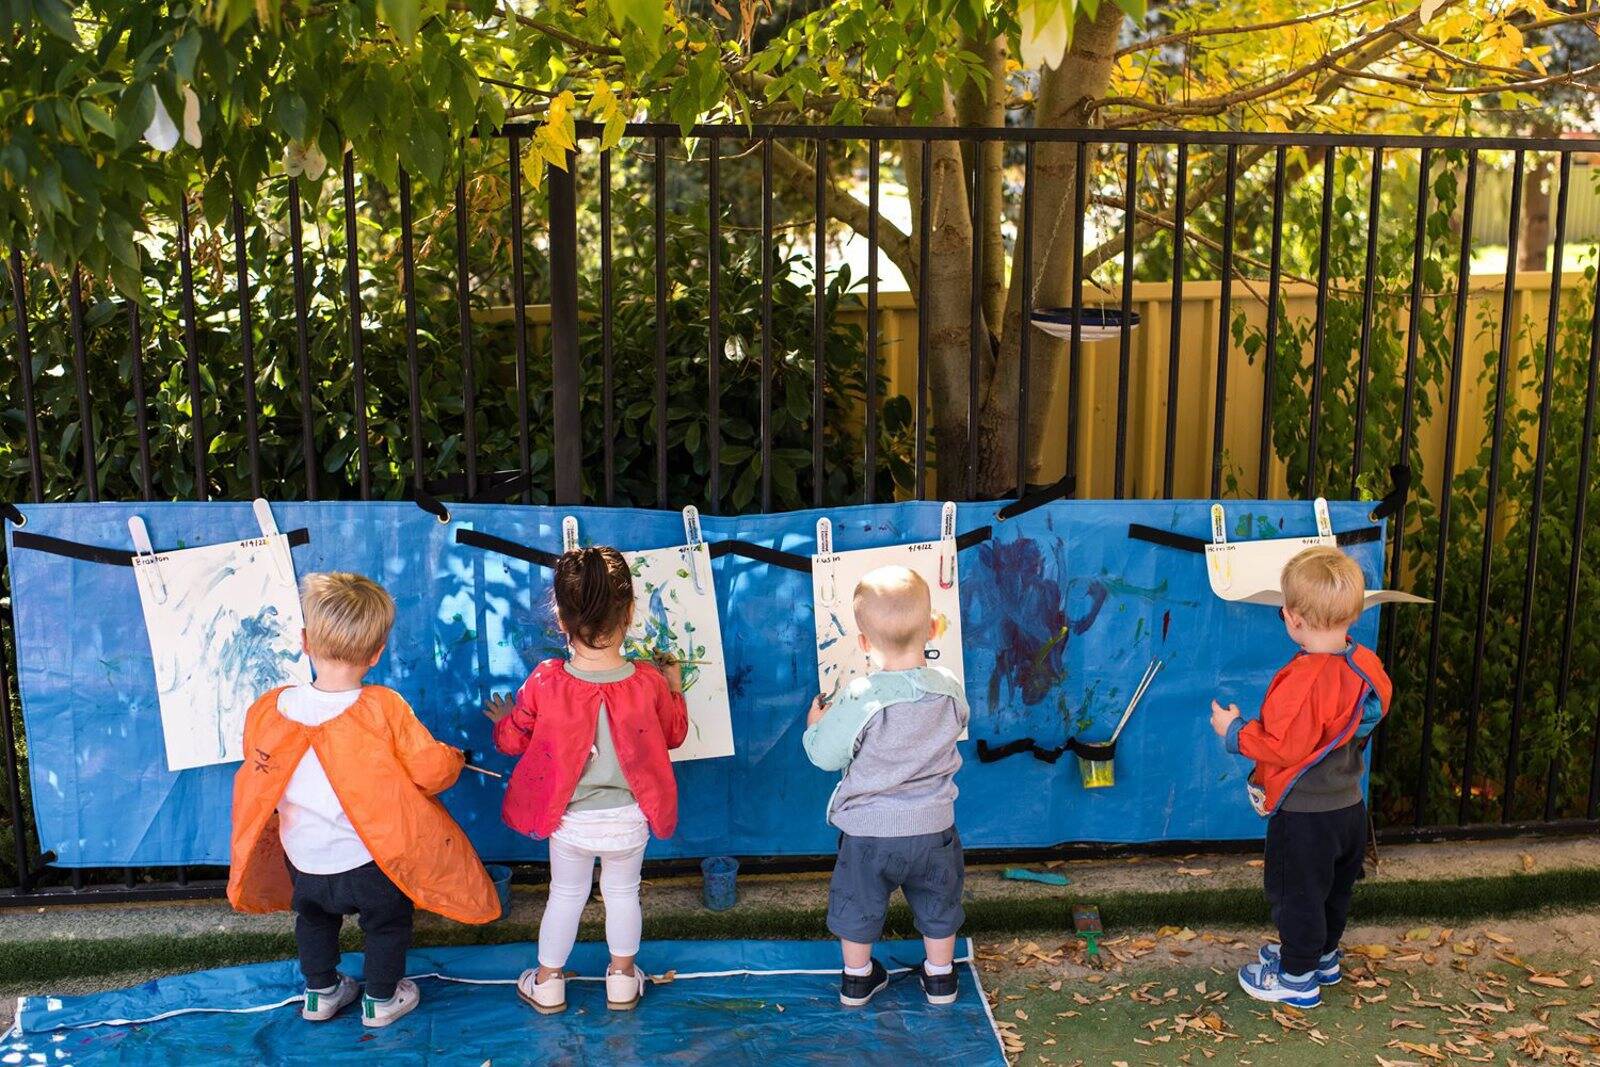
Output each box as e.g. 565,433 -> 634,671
1205,502 -> 1234,591
681,505 -> 704,594
252,498 -> 294,583
562,516 -> 580,554
815,517 -> 836,605
128,516 -> 167,604
1313,496 -> 1333,540
938,500 -> 958,590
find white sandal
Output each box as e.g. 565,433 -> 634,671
605,966 -> 646,1011
516,968 -> 567,1015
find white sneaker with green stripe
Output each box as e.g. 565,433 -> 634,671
361,978 -> 421,1028
301,975 -> 359,1022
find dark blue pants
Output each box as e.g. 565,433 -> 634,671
1264,802 -> 1366,976
288,861 -> 414,1000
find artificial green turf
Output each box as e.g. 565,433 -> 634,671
4,866 -> 1597,985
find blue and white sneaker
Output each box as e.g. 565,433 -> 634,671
1258,944 -> 1342,985
1237,958 -> 1321,1008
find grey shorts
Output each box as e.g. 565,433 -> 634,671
826,827 -> 965,943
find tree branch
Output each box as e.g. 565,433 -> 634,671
768,141 -> 915,285
1330,59 -> 1600,95
1114,0 -> 1383,59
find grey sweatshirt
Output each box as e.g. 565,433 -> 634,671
802,666 -> 968,837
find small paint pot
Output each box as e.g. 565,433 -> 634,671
701,855 -> 740,911
485,864 -> 513,920
1074,740 -> 1117,789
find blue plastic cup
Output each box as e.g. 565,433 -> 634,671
485,864 -> 513,921
701,855 -> 739,911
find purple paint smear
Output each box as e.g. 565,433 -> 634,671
975,538 -> 1107,708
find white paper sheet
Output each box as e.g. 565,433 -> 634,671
624,542 -> 735,762
811,539 -> 966,714
132,534 -> 310,771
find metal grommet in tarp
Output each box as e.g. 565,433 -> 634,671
414,490 -> 451,524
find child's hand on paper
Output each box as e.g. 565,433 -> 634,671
483,693 -> 515,724
806,694 -> 827,728
652,652 -> 684,695
1210,699 -> 1241,737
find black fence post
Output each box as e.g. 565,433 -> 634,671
549,151 -> 583,506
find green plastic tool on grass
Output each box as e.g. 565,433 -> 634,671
1072,903 -> 1105,966
1003,867 -> 1070,886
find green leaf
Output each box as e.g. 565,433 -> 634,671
610,0 -> 664,41
379,0 -> 422,43
34,0 -> 79,44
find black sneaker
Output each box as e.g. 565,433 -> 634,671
839,959 -> 889,1007
919,962 -> 958,1005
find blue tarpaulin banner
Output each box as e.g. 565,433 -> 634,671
6,499 -> 1385,866
4,938 -> 1007,1064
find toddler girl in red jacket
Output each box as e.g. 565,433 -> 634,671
1209,545 -> 1391,1010
485,546 -> 688,1015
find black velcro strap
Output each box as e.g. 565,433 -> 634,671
707,540 -> 813,573
1370,464 -> 1411,522
1,503 -> 23,526
414,489 -> 450,523
975,737 -> 1072,764
1127,524 -> 1209,553
955,526 -> 991,551
995,474 -> 1075,521
1128,522 -> 1381,553
12,528 -> 310,567
454,528 -> 562,570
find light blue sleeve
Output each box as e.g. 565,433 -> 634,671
803,683 -> 874,772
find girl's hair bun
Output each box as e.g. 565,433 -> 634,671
553,545 -> 633,649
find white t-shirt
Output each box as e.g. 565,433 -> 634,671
275,684 -> 373,875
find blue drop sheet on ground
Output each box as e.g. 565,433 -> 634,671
6,499 -> 1385,866
4,939 -> 1004,1065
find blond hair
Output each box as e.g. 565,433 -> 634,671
852,565 -> 932,656
300,572 -> 395,665
1280,546 -> 1365,629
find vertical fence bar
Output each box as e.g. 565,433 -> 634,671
760,137 -> 774,512
1210,144 -> 1237,498
600,150 -> 616,506
398,170 -> 426,495
1460,150 -> 1522,824
1306,146 -> 1335,498
341,153 -> 371,499
1350,146 -> 1384,497
507,136 -> 532,503
549,153 -> 582,506
654,138 -> 669,509
454,172 -> 479,500
1116,144 -> 1136,500
917,141 -> 933,499
230,199 -> 263,498
127,303 -> 153,499
1163,142 -> 1187,499
5,251 -> 43,501
66,272 -> 99,499
1256,147 -> 1286,499
0,589 -> 28,892
1067,138 -> 1087,484
708,137 -> 722,511
177,197 -> 207,500
1583,253 -> 1600,819
813,139 -> 827,507
1017,141 -> 1034,496
287,180 -> 318,499
865,139 -> 879,505
1375,147 -> 1432,778
1522,153 -> 1570,820
1415,149 -> 1477,829
967,140 -> 982,501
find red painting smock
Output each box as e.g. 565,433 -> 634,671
493,659 -> 689,839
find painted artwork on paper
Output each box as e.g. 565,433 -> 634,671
624,542 -> 735,762
811,539 -> 965,707
132,535 -> 311,772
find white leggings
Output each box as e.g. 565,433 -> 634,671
537,836 -> 646,969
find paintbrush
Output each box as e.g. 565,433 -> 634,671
1107,658 -> 1163,745
464,763 -> 503,779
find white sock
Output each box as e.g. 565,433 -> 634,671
844,961 -> 873,977
924,961 -> 954,976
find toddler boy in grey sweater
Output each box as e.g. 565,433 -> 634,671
803,565 -> 968,1008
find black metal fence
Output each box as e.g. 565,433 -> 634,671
4,122 -> 1600,904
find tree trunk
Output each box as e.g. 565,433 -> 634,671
972,3 -> 1127,497
1520,149 -> 1552,273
